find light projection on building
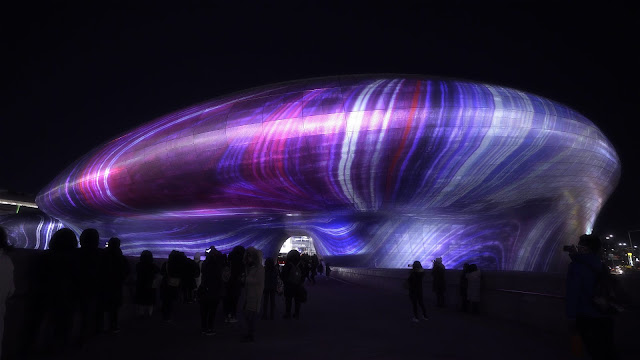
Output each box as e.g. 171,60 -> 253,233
35,75 -> 620,272
0,212 -> 66,250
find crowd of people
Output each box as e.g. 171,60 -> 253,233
132,243 -> 325,342
1,224 -> 621,358
0,225 -> 331,356
0,226 -> 131,357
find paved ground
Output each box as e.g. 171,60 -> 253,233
37,275 -> 574,360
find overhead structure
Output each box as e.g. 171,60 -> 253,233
34,75 -> 620,271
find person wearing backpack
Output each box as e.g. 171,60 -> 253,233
566,233 -> 618,359
280,250 -> 304,319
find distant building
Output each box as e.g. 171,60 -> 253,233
0,189 -> 38,215
280,236 -> 316,255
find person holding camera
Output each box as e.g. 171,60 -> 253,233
566,234 -> 618,359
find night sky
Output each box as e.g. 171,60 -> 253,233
2,2 -> 637,234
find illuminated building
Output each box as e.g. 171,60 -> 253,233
34,75 -> 620,271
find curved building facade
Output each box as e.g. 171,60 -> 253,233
36,75 -> 620,272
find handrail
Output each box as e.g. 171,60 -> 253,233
494,288 -> 564,299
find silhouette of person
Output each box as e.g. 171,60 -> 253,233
194,252 -> 202,298
44,228 -> 79,353
281,250 -> 304,319
76,228 -> 102,342
459,263 -> 470,312
101,237 -> 130,332
309,254 -> 318,285
198,246 -> 224,335
135,250 -> 159,317
224,245 -> 245,323
566,234 -> 618,359
466,264 -> 481,314
0,227 -> 15,360
431,257 -> 446,307
241,247 -> 264,342
182,253 -> 199,304
408,261 -> 429,322
262,257 -> 278,320
161,250 -> 182,322
300,253 -> 311,283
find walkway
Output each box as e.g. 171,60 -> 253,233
38,275 -> 572,360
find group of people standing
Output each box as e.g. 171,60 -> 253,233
142,245 -> 320,342
0,226 -> 130,357
192,247 -> 315,342
406,257 -> 483,322
189,245 -> 264,342
1,224 -> 326,355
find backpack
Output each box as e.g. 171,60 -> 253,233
590,264 -> 624,315
288,263 -> 302,285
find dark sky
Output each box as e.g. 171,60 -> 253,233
1,2 -> 637,234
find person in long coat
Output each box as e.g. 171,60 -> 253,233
198,247 -> 224,335
466,264 -> 482,314
135,250 -> 159,317
262,257 -> 278,320
459,263 -> 470,312
408,261 -> 429,322
281,250 -> 304,319
160,250 -> 182,322
431,257 -> 446,307
101,237 -> 130,332
45,228 -> 78,353
224,246 -> 245,323
77,228 -> 102,343
241,247 -> 264,342
0,227 -> 15,360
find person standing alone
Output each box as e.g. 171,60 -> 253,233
408,261 -> 429,322
432,257 -> 446,307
